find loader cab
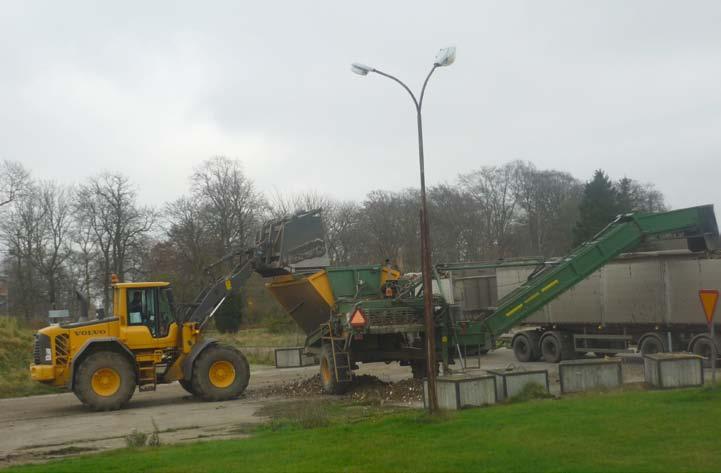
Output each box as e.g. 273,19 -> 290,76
113,282 -> 180,348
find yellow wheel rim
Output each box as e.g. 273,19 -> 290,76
91,367 -> 121,397
209,360 -> 236,388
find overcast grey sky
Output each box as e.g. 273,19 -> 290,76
2,1 -> 720,212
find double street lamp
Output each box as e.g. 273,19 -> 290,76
351,47 -> 456,412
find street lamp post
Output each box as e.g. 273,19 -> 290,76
351,47 -> 456,413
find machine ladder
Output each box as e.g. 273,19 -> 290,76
136,351 -> 163,392
321,322 -> 352,383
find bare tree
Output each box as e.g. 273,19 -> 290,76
428,184 -> 480,263
76,174 -> 155,312
30,182 -> 73,309
513,162 -> 582,256
192,157 -> 265,257
269,190 -> 331,219
1,184 -> 42,319
324,200 -> 363,265
0,160 -> 30,208
162,196 -> 213,302
459,163 -> 521,259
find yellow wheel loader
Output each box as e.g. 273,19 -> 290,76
30,210 -> 327,411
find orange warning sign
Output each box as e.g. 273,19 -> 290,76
349,309 -> 367,328
699,290 -> 719,323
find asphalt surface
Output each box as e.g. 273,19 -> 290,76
0,348 -> 646,468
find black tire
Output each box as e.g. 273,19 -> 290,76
179,379 -> 196,396
691,337 -> 718,368
540,333 -> 563,363
73,351 -> 136,411
639,335 -> 665,356
191,344 -> 250,402
410,360 -> 440,379
513,334 -> 534,362
319,344 -> 348,394
410,360 -> 426,379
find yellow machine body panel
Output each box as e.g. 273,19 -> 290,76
306,270 -> 336,307
380,267 -> 401,285
30,281 -> 194,389
31,318 -> 121,387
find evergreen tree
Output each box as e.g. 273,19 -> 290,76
573,170 -> 620,245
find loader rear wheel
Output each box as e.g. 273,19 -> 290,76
191,345 -> 250,402
320,344 -> 347,394
74,351 -> 136,411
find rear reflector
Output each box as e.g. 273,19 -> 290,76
349,309 -> 367,329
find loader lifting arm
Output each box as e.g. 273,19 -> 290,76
182,209 -> 328,326
481,205 -> 719,337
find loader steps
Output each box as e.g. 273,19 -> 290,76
135,351 -> 162,391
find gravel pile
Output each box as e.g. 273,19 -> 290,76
248,374 -> 423,404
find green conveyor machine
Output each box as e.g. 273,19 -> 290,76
466,205 -> 719,343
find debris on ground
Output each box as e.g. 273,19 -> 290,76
247,374 -> 423,404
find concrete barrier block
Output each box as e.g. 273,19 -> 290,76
487,369 -> 549,401
274,347 -> 317,368
559,358 -> 622,394
424,374 -> 496,410
644,353 -> 704,388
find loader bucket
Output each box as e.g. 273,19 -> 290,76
266,265 -> 401,334
266,271 -> 334,335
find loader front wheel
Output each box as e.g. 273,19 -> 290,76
320,344 -> 347,394
191,345 -> 250,401
74,351 -> 136,411
178,379 -> 196,396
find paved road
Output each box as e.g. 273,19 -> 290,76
0,348 -> 646,467
0,364 -> 316,467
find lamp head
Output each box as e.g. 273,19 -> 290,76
351,63 -> 374,76
434,46 -> 456,67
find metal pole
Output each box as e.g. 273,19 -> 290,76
416,104 -> 439,413
712,321 -> 716,387
370,65 -> 440,412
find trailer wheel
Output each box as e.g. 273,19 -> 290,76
74,351 -> 136,411
319,344 -> 348,394
639,334 -> 666,356
191,344 -> 250,401
540,332 -> 565,363
690,336 -> 719,368
513,332 -> 540,362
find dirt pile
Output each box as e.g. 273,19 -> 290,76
248,374 -> 423,404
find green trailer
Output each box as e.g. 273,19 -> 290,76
267,205 -> 719,392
